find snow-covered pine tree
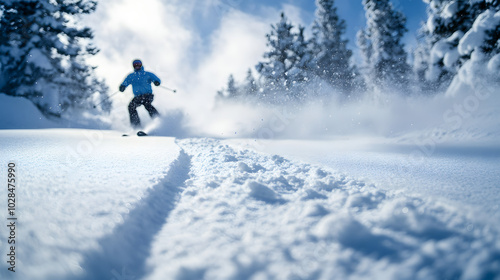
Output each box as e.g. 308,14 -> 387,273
216,89 -> 225,100
420,0 -> 500,91
287,25 -> 314,99
244,69 -> 259,97
217,70 -> 259,102
356,29 -> 372,70
0,0 -> 108,118
419,0 -> 473,89
311,0 -> 359,93
413,35 -> 434,93
226,74 -> 239,98
482,11 -> 500,55
256,12 -> 306,102
358,0 -> 411,92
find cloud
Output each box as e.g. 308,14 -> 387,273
167,7 -> 275,136
190,9 -> 270,104
281,3 -> 307,27
87,0 -> 194,98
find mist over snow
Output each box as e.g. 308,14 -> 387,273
79,0 -> 499,143
192,85 -> 499,143
96,81 -> 500,145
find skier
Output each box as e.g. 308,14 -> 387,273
119,59 -> 161,128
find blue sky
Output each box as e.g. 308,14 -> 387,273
193,0 -> 428,54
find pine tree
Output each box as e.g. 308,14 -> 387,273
216,89 -> 225,100
244,69 -> 259,96
483,22 -> 500,55
413,35 -> 434,93
256,12 -> 301,98
311,0 -> 358,92
420,0 -> 500,90
480,0 -> 500,56
356,29 -> 372,73
358,0 -> 411,92
287,25 -> 314,99
226,74 -> 238,98
420,0 -> 472,89
0,0 -> 108,118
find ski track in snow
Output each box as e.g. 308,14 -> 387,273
0,131 -> 499,279
142,138 -> 500,280
74,150 -> 192,280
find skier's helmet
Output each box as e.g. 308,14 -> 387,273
132,59 -> 142,71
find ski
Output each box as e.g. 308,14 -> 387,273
121,131 -> 148,137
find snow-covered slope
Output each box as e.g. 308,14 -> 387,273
1,129 -> 499,280
229,137 -> 500,221
0,129 -> 180,280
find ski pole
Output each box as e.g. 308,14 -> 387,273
159,85 -> 177,93
93,90 -> 120,108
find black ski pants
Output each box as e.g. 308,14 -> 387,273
128,94 -> 159,127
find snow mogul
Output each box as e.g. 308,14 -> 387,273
119,59 -> 161,128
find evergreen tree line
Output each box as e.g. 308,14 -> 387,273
217,0 -> 500,104
0,0 -> 109,118
1,0 -> 498,117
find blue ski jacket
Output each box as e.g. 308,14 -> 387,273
120,67 -> 161,96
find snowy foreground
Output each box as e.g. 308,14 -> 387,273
0,129 -> 499,280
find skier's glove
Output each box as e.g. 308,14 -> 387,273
154,81 -> 160,86
119,85 -> 126,92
